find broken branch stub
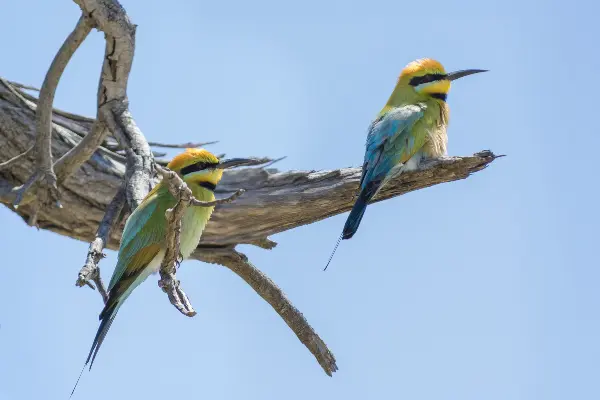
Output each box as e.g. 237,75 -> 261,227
76,185 -> 126,304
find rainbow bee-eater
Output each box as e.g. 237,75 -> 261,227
72,149 -> 254,394
325,58 -> 486,269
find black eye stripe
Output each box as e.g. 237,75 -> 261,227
180,162 -> 217,176
409,73 -> 447,86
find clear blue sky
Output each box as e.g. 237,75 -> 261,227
1,1 -> 599,399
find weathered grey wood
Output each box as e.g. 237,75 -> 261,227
0,79 -> 499,250
0,70 -> 498,378
1,1 -> 343,379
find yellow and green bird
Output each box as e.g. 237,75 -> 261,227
325,58 -> 487,269
80,149 -> 253,371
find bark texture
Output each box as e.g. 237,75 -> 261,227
0,80 -> 499,249
0,76 -> 498,377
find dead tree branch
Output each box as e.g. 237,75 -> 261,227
156,165 -> 245,316
0,0 -> 502,377
0,75 -> 500,375
194,247 -> 339,376
11,14 -> 94,217
1,0 -> 349,376
54,122 -> 109,185
6,80 -> 40,92
148,140 -> 219,149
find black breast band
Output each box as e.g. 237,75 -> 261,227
198,181 -> 216,191
430,93 -> 447,101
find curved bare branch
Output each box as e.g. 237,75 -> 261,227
12,14 -> 94,213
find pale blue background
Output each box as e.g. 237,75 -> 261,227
1,1 -> 599,399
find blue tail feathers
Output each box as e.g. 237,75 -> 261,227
324,188 -> 374,270
342,192 -> 369,239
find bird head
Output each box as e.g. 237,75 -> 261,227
387,58 -> 487,106
167,148 -> 255,188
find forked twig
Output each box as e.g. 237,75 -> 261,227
148,140 -> 218,149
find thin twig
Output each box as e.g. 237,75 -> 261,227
148,140 -> 218,149
190,191 -> 244,207
0,145 -> 34,171
0,77 -> 38,112
255,156 -> 286,169
117,149 -> 166,158
76,185 -> 126,303
12,173 -> 40,208
54,121 -> 108,184
7,80 -> 40,92
239,157 -> 273,167
218,157 -> 274,168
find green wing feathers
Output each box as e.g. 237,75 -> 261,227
84,188 -> 174,372
109,188 -> 175,291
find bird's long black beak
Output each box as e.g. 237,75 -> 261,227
446,69 -> 488,81
217,158 -> 258,169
